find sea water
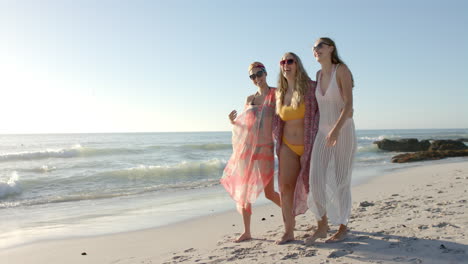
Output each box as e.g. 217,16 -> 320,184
0,129 -> 467,248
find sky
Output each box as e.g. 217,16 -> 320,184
1,0 -> 467,134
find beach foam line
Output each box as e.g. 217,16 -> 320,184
180,143 -> 232,151
356,144 -> 381,153
0,159 -> 227,208
0,145 -> 145,162
101,159 -> 227,180
0,178 -> 221,209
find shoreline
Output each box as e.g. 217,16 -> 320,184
2,157 -> 464,251
1,159 -> 468,263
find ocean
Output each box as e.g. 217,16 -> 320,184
1,129 -> 467,249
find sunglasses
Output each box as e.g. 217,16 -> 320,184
279,59 -> 295,66
249,70 -> 265,80
313,42 -> 331,51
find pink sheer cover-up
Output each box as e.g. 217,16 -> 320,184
221,88 -> 277,214
273,81 -> 320,216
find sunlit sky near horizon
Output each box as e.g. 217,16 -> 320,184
1,0 -> 467,134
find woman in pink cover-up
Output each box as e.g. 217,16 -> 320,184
220,62 -> 281,243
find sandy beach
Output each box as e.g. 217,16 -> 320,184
1,160 -> 467,264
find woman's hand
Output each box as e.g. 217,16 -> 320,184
228,110 -> 237,124
326,128 -> 340,147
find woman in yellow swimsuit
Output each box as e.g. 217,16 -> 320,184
274,52 -> 320,244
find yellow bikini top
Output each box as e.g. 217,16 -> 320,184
279,102 -> 305,121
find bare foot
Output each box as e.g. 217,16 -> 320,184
325,227 -> 348,243
234,232 -> 252,243
305,226 -> 329,245
276,232 -> 294,245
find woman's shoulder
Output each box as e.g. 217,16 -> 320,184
245,94 -> 255,105
336,63 -> 351,74
335,64 -> 353,82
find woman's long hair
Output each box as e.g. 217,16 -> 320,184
276,52 -> 311,114
318,37 -> 354,87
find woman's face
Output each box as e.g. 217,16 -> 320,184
280,54 -> 297,79
313,39 -> 333,63
249,67 -> 267,87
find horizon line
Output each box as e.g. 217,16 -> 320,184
1,128 -> 467,135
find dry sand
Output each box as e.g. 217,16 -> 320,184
1,160 -> 467,264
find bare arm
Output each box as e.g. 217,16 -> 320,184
228,95 -> 255,124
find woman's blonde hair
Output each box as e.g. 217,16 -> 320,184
276,52 -> 311,114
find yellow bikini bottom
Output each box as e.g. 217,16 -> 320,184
282,136 -> 304,156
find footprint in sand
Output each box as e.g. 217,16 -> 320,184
408,257 -> 423,263
281,252 -> 299,260
393,256 -> 406,261
327,249 -> 353,258
344,242 -> 361,248
418,225 -> 429,230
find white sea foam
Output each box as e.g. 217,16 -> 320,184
181,143 -> 232,151
0,145 -> 144,162
357,144 -> 381,153
358,135 -> 403,141
109,159 -> 227,180
0,172 -> 22,198
25,165 -> 57,173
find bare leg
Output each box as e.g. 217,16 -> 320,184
276,143 -> 301,244
264,178 -> 281,207
326,224 -> 348,243
305,215 -> 329,244
235,204 -> 252,242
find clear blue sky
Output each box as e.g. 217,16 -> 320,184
1,0 -> 467,133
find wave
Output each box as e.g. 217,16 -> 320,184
0,172 -> 22,199
0,145 -> 144,162
358,135 -> 403,141
0,177 -> 222,209
22,165 -> 57,173
180,143 -> 232,151
0,160 -> 225,208
148,143 -> 232,151
356,144 -> 382,153
355,156 -> 389,163
0,143 -> 233,163
102,159 -> 227,180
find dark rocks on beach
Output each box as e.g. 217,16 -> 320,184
373,138 -> 430,152
456,138 -> 468,142
374,138 -> 467,152
429,140 -> 467,151
391,149 -> 468,163
374,138 -> 468,163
